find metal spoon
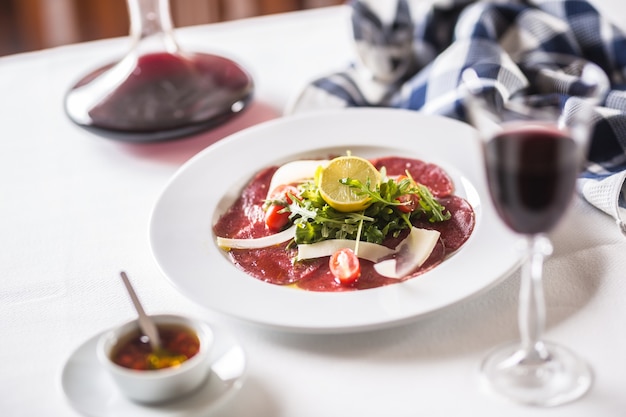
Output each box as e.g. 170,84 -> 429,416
119,271 -> 161,351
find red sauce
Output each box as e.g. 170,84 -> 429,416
213,156 -> 475,292
111,325 -> 200,371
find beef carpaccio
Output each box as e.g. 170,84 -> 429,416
213,156 -> 475,292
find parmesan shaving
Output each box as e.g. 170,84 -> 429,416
216,225 -> 296,249
297,239 -> 395,263
373,227 -> 441,278
267,159 -> 329,198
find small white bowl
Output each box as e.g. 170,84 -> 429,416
97,314 -> 214,404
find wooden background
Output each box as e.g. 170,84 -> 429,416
0,0 -> 345,56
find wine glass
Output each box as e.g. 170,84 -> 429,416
462,57 -> 608,406
64,0 -> 254,142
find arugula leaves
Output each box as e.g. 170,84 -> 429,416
267,169 -> 450,246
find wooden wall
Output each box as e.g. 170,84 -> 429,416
0,0 -> 344,56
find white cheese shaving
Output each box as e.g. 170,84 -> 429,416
216,225 -> 296,249
373,227 -> 441,278
266,159 -> 329,198
372,259 -> 398,278
296,239 -> 395,263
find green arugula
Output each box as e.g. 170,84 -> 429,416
267,170 -> 450,246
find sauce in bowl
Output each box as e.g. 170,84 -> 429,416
98,314 -> 213,403
111,324 -> 200,371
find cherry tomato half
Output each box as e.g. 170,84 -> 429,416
265,204 -> 290,232
396,193 -> 419,213
269,184 -> 300,204
329,248 -> 361,285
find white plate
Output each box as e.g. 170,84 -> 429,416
149,108 -> 521,333
61,321 -> 246,417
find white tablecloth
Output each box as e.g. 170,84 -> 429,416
2,3 -> 626,417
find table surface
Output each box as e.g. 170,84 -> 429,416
2,3 -> 626,416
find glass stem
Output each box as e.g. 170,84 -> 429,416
126,0 -> 179,54
518,234 -> 553,361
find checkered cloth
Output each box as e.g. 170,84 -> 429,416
289,0 -> 626,236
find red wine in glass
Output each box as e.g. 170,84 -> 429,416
462,59 -> 609,406
64,0 -> 253,142
484,124 -> 579,235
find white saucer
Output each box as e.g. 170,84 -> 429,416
61,321 -> 246,417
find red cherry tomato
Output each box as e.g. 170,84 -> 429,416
396,193 -> 419,213
395,175 -> 419,213
265,204 -> 290,232
269,184 -> 300,204
329,248 -> 361,285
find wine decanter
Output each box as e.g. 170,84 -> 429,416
65,0 -> 254,142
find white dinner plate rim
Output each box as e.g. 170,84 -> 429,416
149,108 -> 521,333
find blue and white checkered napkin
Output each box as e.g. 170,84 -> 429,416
289,0 -> 626,236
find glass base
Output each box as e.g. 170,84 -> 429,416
480,341 -> 592,407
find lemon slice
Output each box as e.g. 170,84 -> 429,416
317,156 -> 381,212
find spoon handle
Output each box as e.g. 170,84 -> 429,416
119,271 -> 161,350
